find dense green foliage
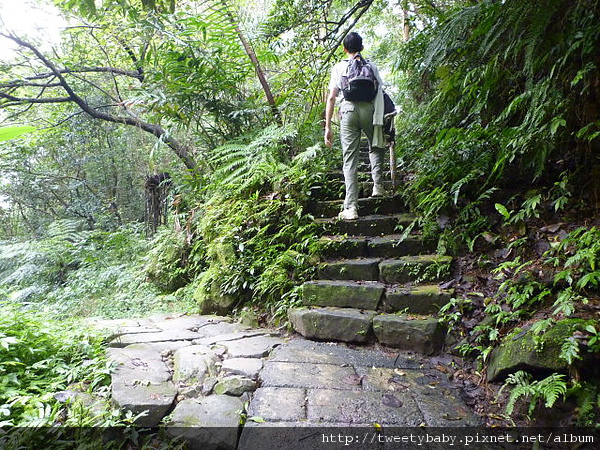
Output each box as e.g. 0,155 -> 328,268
1,0 -> 600,427
0,303 -> 111,427
395,0 -> 600,251
0,221 -> 179,318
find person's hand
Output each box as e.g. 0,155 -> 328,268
324,127 -> 333,148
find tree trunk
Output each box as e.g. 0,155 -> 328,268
221,0 -> 283,125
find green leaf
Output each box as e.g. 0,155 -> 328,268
550,118 -> 566,135
494,203 -> 510,220
247,416 -> 265,423
0,126 -> 37,142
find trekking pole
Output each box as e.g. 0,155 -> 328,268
384,111 -> 398,190
389,139 -> 397,190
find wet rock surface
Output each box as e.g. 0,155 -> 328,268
92,314 -> 480,449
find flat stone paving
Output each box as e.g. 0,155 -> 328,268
92,314 -> 480,449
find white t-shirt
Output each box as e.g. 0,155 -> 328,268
328,57 -> 383,93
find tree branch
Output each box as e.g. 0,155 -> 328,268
221,0 -> 282,126
0,33 -> 198,173
0,92 -> 73,104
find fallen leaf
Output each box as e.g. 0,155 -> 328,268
435,365 -> 449,374
440,279 -> 454,290
442,414 -> 464,421
382,393 -> 403,408
541,223 -> 563,233
247,416 -> 266,423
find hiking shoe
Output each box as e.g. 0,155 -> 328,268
338,207 -> 358,220
371,184 -> 385,197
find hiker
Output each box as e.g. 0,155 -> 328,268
324,31 -> 386,220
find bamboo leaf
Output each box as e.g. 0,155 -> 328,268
0,126 -> 37,142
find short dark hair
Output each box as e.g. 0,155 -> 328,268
343,32 -> 363,53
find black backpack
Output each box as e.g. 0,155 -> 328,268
340,54 -> 378,102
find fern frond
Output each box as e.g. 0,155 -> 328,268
503,370 -> 567,418
209,124 -> 297,191
538,373 -> 568,409
46,219 -> 89,242
560,337 -> 581,365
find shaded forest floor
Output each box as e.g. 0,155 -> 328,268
441,208 -> 600,427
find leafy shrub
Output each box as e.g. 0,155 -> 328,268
144,227 -> 192,292
0,223 -> 178,318
0,303 -> 111,427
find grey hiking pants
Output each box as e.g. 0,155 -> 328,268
339,100 -> 384,211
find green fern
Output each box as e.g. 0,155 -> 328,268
209,124 -> 297,192
502,371 -> 567,418
560,337 -> 581,365
45,219 -> 89,241
569,381 -> 600,426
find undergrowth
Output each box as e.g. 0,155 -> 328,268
0,302 -> 111,427
441,224 -> 600,425
0,221 -> 184,319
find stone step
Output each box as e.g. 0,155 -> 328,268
316,254 -> 451,284
318,258 -> 381,281
306,194 -> 406,218
302,279 -> 452,314
302,280 -> 385,310
379,254 -> 452,284
315,213 -> 415,236
368,234 -> 433,257
361,180 -> 395,195
308,180 -> 395,202
381,284 -> 454,315
288,307 -> 446,354
288,307 -> 376,343
373,314 -> 447,355
318,234 -> 433,259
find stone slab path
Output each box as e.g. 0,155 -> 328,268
91,313 -> 480,450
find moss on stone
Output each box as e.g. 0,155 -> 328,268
487,319 -> 595,382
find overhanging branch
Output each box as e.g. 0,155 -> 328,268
0,92 -> 72,104
0,32 -> 198,173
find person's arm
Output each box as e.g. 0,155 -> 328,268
324,86 -> 338,148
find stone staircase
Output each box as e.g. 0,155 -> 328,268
289,148 -> 454,355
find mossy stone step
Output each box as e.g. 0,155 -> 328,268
309,180 -> 395,202
317,255 -> 452,285
302,280 -> 384,310
306,195 -> 406,218
372,315 -> 447,355
288,307 -> 376,343
318,258 -> 381,281
302,278 -> 452,314
379,255 -> 452,284
367,235 -> 432,257
315,213 -> 415,236
317,234 -> 431,259
381,284 -> 454,315
288,308 -> 447,352
318,235 -> 369,258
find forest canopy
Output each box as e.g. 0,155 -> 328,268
1,0 -> 600,429
0,0 -> 598,309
